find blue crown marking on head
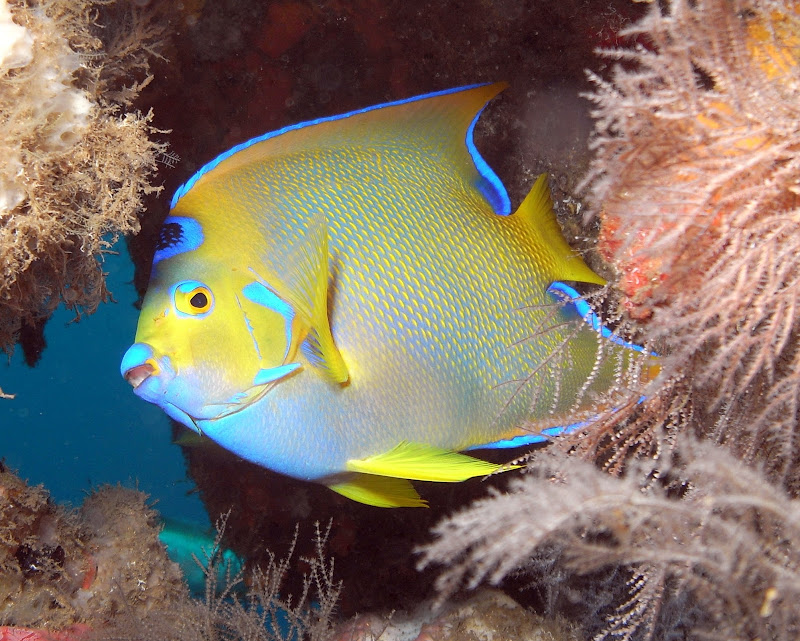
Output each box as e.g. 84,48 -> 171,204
153,216 -> 204,264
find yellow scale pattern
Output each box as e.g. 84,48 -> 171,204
197,143 -> 608,462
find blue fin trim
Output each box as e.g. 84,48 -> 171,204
466,112 -> 511,215
154,217 -> 204,264
547,282 -> 656,355
171,83 -> 502,210
469,284 -> 655,452
467,418 -> 589,449
253,362 -> 301,386
470,396 -> 648,450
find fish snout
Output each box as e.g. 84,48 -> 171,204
121,343 -> 161,389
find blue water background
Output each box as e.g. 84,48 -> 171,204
1,246 -> 208,525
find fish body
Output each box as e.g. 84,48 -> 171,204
121,83 -> 644,507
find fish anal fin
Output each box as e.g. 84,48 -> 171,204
547,282 -> 658,359
327,474 -> 427,508
346,442 -> 519,482
517,174 -> 606,286
285,216 -> 349,384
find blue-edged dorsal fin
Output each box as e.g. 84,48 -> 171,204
327,474 -> 427,508
283,214 -> 349,384
171,83 -> 511,214
517,174 -> 606,285
346,441 -> 520,482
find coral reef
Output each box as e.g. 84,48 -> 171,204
420,441 -> 800,640
327,589 -> 579,641
572,0 -> 800,487
1,466 -> 344,641
0,460 -> 83,627
0,462 -> 186,627
421,1 -> 800,640
83,516 -> 342,641
0,0 -> 167,363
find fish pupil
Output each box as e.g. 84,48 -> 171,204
190,291 -> 208,308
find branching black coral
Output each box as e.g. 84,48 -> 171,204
556,0 -> 800,490
419,443 -> 800,640
91,516 -> 341,641
215,520 -> 342,641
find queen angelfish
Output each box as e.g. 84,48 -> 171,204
120,83 -> 651,507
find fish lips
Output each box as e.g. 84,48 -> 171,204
125,362 -> 154,388
121,343 -> 172,401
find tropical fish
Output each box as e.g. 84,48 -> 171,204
120,83 -> 648,507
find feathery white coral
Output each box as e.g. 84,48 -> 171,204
561,0 -> 800,487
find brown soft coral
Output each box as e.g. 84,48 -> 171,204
0,463 -> 188,628
571,0 -> 800,488
0,0 -> 168,360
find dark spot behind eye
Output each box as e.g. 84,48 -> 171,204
157,222 -> 184,252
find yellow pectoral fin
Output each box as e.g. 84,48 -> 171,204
327,473 -> 427,508
285,214 -> 349,384
346,442 -> 520,483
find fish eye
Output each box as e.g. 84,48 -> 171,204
172,281 -> 214,317
189,291 -> 208,309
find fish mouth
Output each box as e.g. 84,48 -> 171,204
120,343 -> 162,390
124,362 -> 155,389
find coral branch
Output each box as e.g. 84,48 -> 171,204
0,0 -> 168,354
420,443 -> 800,640
559,0 -> 800,488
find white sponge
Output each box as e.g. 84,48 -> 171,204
0,0 -> 33,71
